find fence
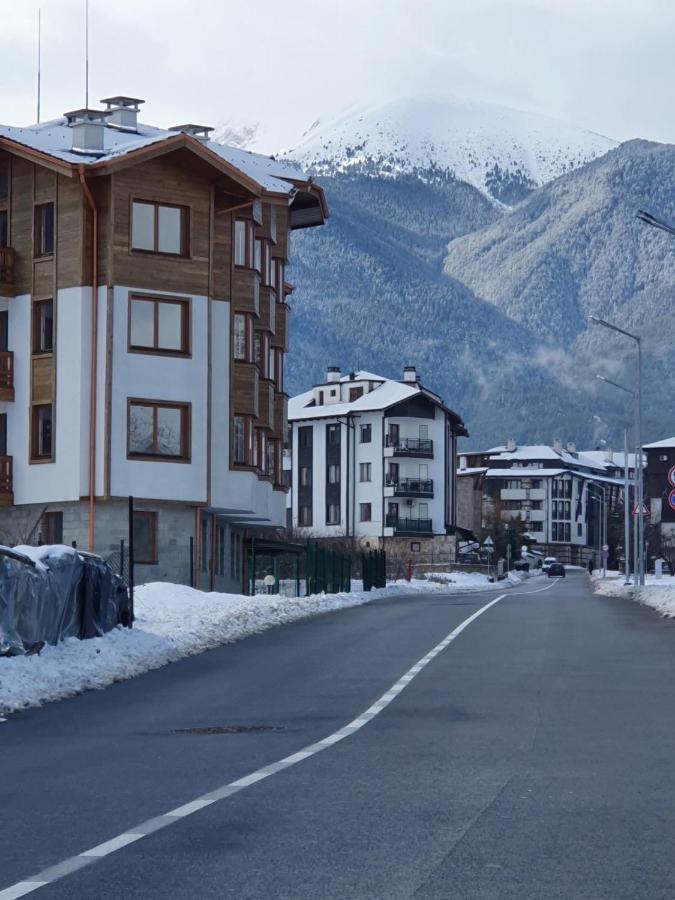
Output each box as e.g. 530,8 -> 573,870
305,542 -> 352,595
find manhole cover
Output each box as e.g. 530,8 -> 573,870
172,725 -> 285,735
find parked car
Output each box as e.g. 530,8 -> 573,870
547,562 -> 566,578
542,556 -> 558,573
513,559 -> 530,572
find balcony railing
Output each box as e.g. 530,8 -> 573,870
386,436 -> 434,457
0,351 -> 14,401
0,247 -> 15,296
0,455 -> 13,506
385,514 -> 433,533
386,477 -> 434,497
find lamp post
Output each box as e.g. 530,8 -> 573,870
588,316 -> 644,584
596,375 -> 636,585
589,486 -> 608,578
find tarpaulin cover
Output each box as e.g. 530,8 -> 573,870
0,545 -> 131,656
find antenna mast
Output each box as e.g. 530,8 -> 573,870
85,0 -> 89,108
36,8 -> 41,123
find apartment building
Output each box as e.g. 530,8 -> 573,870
285,366 -> 468,557
0,98 -> 327,590
457,441 -> 634,564
643,437 -> 675,545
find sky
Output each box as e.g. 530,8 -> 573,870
1,0 -> 674,151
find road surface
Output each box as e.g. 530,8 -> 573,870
3,572 -> 675,899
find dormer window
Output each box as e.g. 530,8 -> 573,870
131,200 -> 189,256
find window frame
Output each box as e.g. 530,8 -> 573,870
127,398 -> 191,462
32,298 -> 54,355
128,293 -> 191,357
326,503 -> 341,526
0,209 -> 8,248
299,505 -> 312,527
360,502 -> 372,522
42,510 -> 63,545
360,424 -> 372,444
133,510 -> 158,565
30,403 -> 53,462
232,414 -> 254,466
359,462 -> 372,483
34,202 -> 54,258
234,218 -> 255,268
130,198 -> 190,257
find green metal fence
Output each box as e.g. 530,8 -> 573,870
361,549 -> 386,591
305,542 -> 352,595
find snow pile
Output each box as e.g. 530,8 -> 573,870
284,96 -> 617,202
0,574 -> 526,715
594,572 -> 675,618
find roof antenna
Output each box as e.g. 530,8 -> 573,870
36,7 -> 41,123
84,0 -> 89,109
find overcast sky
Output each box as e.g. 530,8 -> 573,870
1,0 -> 674,150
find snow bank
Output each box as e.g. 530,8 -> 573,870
0,573 -> 531,716
593,572 -> 675,618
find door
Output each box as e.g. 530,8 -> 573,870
388,462 -> 399,486
387,502 -> 399,526
419,424 -> 429,440
0,311 -> 7,352
388,423 -> 399,447
418,502 -> 429,523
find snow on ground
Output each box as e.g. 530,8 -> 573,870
0,573 -> 532,716
593,571 -> 675,618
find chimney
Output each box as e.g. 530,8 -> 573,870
553,439 -> 563,453
169,123 -> 214,143
325,366 -> 341,384
101,96 -> 144,132
403,365 -> 418,383
64,108 -> 108,155
606,447 -> 614,463
506,438 -> 517,452
566,441 -> 577,453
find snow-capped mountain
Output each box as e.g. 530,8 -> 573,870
282,96 -> 618,205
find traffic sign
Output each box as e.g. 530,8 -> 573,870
633,502 -> 650,516
483,536 -> 494,548
602,544 -> 609,552
669,466 -> 675,488
669,490 -> 675,512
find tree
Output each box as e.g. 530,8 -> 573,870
480,499 -> 529,563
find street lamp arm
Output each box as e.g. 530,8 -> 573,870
637,209 -> 675,237
596,374 -> 635,396
587,315 -> 640,345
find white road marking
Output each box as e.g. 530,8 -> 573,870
0,590 -> 511,898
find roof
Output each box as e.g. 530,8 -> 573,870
0,116 -> 327,216
288,369 -> 467,433
644,437 -> 675,449
484,467 -> 566,478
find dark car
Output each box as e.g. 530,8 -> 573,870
547,562 -> 566,578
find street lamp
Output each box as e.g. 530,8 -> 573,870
589,486 -> 608,578
636,209 -> 675,237
587,316 -> 644,585
596,375 -> 637,585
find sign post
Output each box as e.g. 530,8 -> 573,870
602,543 -> 609,579
483,536 -> 494,582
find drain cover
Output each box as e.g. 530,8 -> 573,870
172,725 -> 285,735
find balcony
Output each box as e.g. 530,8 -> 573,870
386,477 -> 434,498
0,456 -> 13,506
0,351 -> 13,401
385,436 -> 434,458
0,247 -> 15,297
386,514 -> 433,533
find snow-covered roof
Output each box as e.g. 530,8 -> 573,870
484,468 -> 566,478
456,467 -> 488,476
644,437 -> 675,449
489,445 -> 607,471
0,117 -> 316,199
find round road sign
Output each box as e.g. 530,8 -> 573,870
669,490 -> 675,512
669,466 -> 675,488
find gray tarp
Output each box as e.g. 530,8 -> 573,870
0,545 -> 131,656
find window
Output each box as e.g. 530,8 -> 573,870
234,219 -> 254,267
528,522 -> 543,533
418,503 -> 429,519
360,424 -> 371,443
299,427 -> 312,448
254,238 -> 262,273
326,503 -> 340,525
233,415 -> 253,465
505,480 -> 521,490
300,466 -> 311,487
327,424 -> 340,444
360,502 -> 372,522
0,210 -> 7,248
0,157 -> 8,200
266,440 -> 275,479
660,454 -> 669,462
31,404 -> 52,460
131,200 -> 188,256
234,314 -> 246,360
577,523 -> 583,537
32,299 -> 53,354
531,480 -> 542,489
419,424 -> 429,440
34,202 -> 54,256
299,505 -> 312,527
133,511 -> 157,564
128,400 -> 190,460
328,464 -> 340,484
42,511 -> 63,544
217,524 -> 226,576
129,295 -> 189,355
330,389 -> 337,397
531,500 -> 543,510
349,387 -> 363,402
411,542 -> 421,553
359,462 -> 372,482
201,518 -> 209,573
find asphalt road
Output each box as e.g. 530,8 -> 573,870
3,572 -> 675,899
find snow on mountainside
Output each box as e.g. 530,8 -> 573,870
282,97 -> 618,205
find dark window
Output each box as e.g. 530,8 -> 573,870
360,424 -> 371,443
531,500 -> 542,510
0,412 -> 6,455
327,424 -> 340,444
359,462 -> 372,482
200,517 -> 209,572
216,524 -> 226,576
42,511 -> 63,544
0,157 -> 8,200
128,400 -> 190,460
133,512 -> 158,564
326,503 -> 340,525
349,387 -> 363,402
129,295 -> 189,355
531,479 -> 542,489
0,210 -> 7,248
328,464 -> 340,484
131,200 -> 189,256
299,427 -> 312,448
411,541 -> 421,553
233,415 -> 253,465
360,502 -> 372,522
32,299 -> 53,354
577,523 -> 582,537
299,505 -> 312,526
34,202 -> 54,256
300,466 -> 311,486
31,404 -> 52,459
318,390 -> 324,406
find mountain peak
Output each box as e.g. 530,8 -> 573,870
282,96 -> 618,205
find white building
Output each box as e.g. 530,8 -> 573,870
285,366 -> 468,556
457,441 -> 636,564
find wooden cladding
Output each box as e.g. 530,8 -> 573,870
270,302 -> 288,351
0,351 -> 14,401
31,355 -> 53,405
258,285 -> 276,335
232,267 -> 260,316
233,361 -> 258,418
257,379 -> 275,430
272,392 -> 287,439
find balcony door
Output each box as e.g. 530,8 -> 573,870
388,462 -> 399,486
388,423 -> 399,446
0,311 -> 7,352
418,502 -> 429,521
388,501 -> 399,524
0,413 -> 6,456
